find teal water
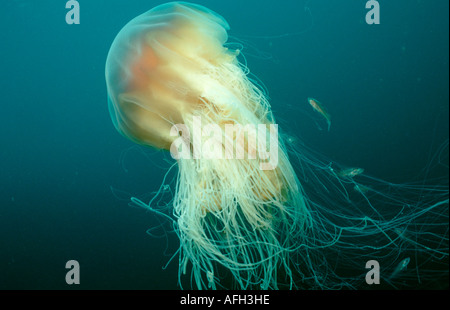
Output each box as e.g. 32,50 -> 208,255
0,0 -> 448,289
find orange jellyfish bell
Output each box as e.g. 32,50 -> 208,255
106,1 -> 238,150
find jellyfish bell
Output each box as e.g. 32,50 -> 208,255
106,2 -> 238,150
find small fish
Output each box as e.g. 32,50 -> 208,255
308,97 -> 331,131
389,257 -> 411,280
338,167 -> 365,178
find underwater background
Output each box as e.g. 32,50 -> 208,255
0,0 -> 448,289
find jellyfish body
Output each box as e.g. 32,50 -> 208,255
106,1 -> 310,289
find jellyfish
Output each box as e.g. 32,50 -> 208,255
106,1 -> 309,289
106,2 -> 449,289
